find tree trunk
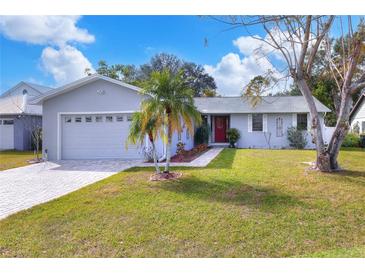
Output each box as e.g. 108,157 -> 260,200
165,135 -> 172,173
150,141 -> 160,174
164,109 -> 172,173
326,92 -> 353,170
296,78 -> 331,171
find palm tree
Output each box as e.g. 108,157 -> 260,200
141,69 -> 202,173
127,111 -> 163,174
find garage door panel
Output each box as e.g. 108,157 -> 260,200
61,114 -> 142,160
0,119 -> 14,150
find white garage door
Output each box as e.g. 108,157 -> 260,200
61,113 -> 142,160
0,119 -> 15,150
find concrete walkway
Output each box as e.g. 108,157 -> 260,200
0,160 -> 141,220
136,147 -> 223,167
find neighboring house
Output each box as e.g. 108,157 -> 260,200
0,82 -> 52,151
350,93 -> 365,134
32,74 -> 330,161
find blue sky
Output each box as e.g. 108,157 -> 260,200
0,16 -> 362,96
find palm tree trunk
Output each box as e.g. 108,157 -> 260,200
164,109 -> 172,173
150,141 -> 160,174
164,134 -> 172,173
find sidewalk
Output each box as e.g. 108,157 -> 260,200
136,147 -> 223,168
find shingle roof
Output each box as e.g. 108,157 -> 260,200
23,82 -> 53,94
194,96 -> 331,114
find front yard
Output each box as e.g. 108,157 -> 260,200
0,148 -> 364,257
0,150 -> 35,171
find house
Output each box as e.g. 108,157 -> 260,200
350,93 -> 365,134
0,82 -> 52,151
32,74 -> 330,161
195,96 -> 330,149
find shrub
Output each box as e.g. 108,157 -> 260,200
195,124 -> 210,145
227,128 -> 241,148
342,133 -> 360,147
352,122 -> 360,134
360,134 -> 365,148
176,141 -> 186,155
287,127 -> 307,149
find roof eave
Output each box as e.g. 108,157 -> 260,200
32,74 -> 142,105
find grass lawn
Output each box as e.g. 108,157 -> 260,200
0,148 -> 364,257
0,150 -> 35,171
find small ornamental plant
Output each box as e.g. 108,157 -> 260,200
287,127 -> 307,149
227,128 -> 241,148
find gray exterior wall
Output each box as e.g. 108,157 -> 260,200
0,114 -> 41,151
42,79 -> 194,161
42,79 -> 145,160
207,112 -> 325,149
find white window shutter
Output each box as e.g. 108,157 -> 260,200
248,114 -> 252,132
263,114 -> 268,132
292,113 -> 297,127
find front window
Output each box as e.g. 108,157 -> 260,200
3,119 -> 14,125
85,116 -> 92,122
116,115 -> 123,122
105,116 -> 113,122
75,117 -> 82,123
65,116 -> 72,123
95,116 -> 103,122
252,114 -> 263,131
297,113 -> 308,130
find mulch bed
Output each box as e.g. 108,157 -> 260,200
148,144 -> 210,163
150,172 -> 182,181
170,147 -> 210,162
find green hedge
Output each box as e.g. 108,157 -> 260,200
342,133 -> 360,147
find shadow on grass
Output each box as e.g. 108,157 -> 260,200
157,174 -> 306,211
337,170 -> 365,178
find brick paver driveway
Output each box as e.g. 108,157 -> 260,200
0,160 -> 141,220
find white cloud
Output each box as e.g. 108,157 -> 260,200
204,31 -> 300,96
204,51 -> 281,96
0,16 -> 94,46
41,45 -> 94,85
0,16 -> 95,85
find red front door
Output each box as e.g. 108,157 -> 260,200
214,116 -> 227,142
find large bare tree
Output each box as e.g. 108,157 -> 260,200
215,16 -> 365,172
